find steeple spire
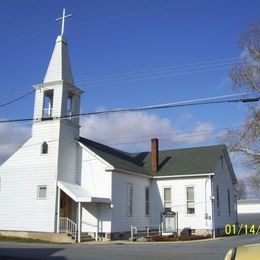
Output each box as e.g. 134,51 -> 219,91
43,8 -> 74,84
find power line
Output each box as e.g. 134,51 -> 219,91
102,126 -> 242,147
0,57 -> 240,99
0,90 -> 35,108
78,57 -> 239,84
1,0 -> 207,41
77,59 -> 240,87
0,93 -> 259,124
69,0 -> 208,31
92,125 -> 242,143
0,124 -> 242,151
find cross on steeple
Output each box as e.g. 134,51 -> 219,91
56,8 -> 72,36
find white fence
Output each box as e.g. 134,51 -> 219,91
130,224 -> 162,240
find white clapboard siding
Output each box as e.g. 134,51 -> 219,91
212,153 -> 237,228
0,136 -> 58,232
80,147 -> 113,233
151,177 -> 212,230
80,147 -> 112,199
57,121 -> 80,183
111,171 -> 150,232
237,200 -> 260,214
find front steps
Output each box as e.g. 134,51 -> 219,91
80,232 -> 95,242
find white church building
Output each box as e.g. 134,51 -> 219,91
0,10 -> 238,242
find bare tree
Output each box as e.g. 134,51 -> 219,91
222,108 -> 260,169
222,21 -> 260,169
235,178 -> 247,199
220,21 -> 260,198
230,21 -> 260,92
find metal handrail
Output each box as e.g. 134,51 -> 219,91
59,217 -> 77,240
130,224 -> 162,240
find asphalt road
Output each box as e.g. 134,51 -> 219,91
0,234 -> 260,260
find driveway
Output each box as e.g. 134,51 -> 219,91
0,234 -> 260,260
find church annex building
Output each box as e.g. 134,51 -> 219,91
0,10 -> 238,243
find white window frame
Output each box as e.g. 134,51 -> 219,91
186,186 -> 195,215
37,185 -> 47,199
127,183 -> 133,216
163,187 -> 172,211
145,186 -> 150,216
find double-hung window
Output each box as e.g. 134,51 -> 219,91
227,189 -> 231,216
164,188 -> 171,211
127,183 -> 133,216
187,186 -> 195,214
216,185 -> 220,216
37,186 -> 47,199
145,187 -> 149,216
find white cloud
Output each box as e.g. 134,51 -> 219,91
80,112 -> 215,151
174,122 -> 214,144
0,112 -> 216,164
0,122 -> 31,164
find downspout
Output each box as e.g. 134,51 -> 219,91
211,176 -> 216,238
204,175 -> 211,227
56,187 -> 61,233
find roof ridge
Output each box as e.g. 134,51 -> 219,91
129,143 -> 226,155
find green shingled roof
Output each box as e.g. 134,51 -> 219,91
79,137 -> 228,177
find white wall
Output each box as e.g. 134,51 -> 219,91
212,153 -> 237,228
237,201 -> 260,214
80,147 -> 112,199
81,203 -> 112,234
111,171 -> 150,232
57,121 -> 80,183
151,177 -> 212,231
0,134 -> 58,232
80,147 -> 112,234
82,203 -> 99,233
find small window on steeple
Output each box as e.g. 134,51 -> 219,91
43,90 -> 53,119
41,142 -> 48,154
66,93 -> 73,118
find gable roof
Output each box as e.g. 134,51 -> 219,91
79,137 -> 149,175
79,137 -> 230,178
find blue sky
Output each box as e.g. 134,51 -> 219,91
0,0 -> 259,177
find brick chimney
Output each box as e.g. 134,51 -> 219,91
151,138 -> 159,174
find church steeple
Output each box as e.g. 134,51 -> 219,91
33,8 -> 83,130
44,9 -> 73,84
44,35 -> 74,84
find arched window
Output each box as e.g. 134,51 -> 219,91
41,142 -> 48,154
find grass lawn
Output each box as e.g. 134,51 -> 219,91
0,235 -> 53,243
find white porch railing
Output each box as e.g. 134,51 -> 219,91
42,108 -> 53,118
59,217 -> 77,240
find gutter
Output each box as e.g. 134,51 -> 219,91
211,175 -> 216,238
106,168 -> 151,179
153,173 -> 215,179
